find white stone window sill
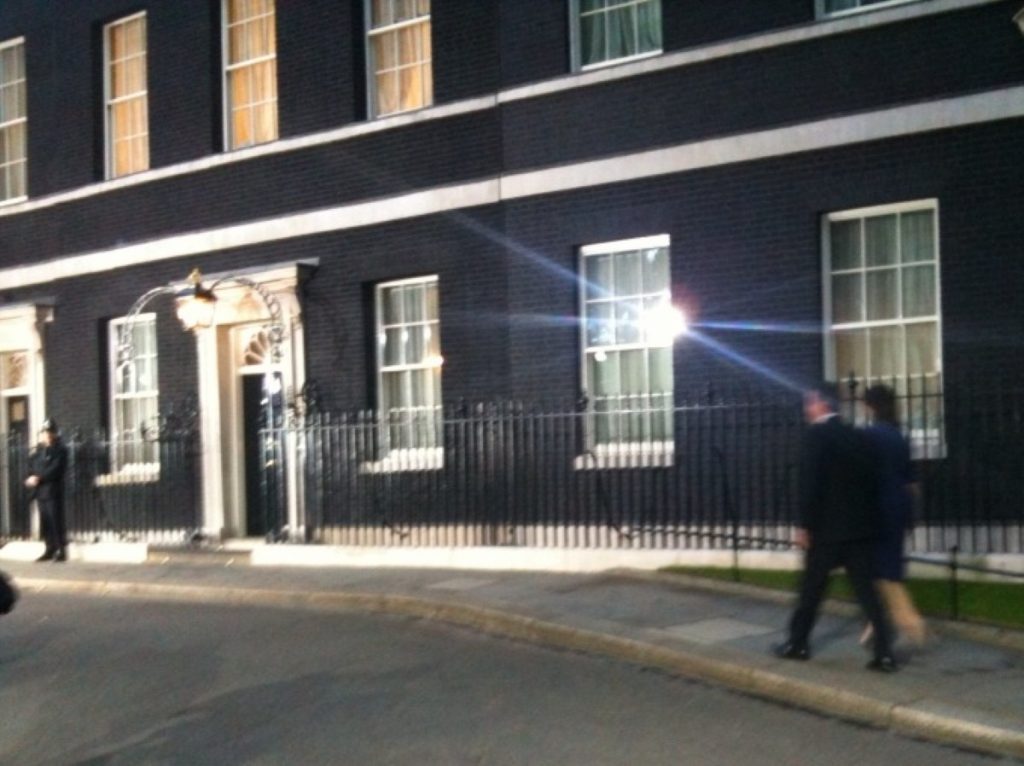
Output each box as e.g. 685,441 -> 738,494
818,0 -> 922,20
360,448 -> 444,474
579,48 -> 663,74
95,463 -> 161,486
574,443 -> 675,470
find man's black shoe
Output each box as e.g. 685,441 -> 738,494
53,550 -> 67,562
35,552 -> 54,562
866,655 -> 899,673
772,641 -> 810,661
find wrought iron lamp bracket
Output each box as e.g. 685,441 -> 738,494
117,273 -> 287,369
205,274 -> 286,363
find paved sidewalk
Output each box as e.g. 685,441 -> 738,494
3,558 -> 1023,760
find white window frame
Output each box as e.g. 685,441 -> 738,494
103,13 -> 149,179
108,314 -> 160,473
369,274 -> 443,471
569,0 -> 663,73
221,0 -> 278,151
822,199 -> 944,458
0,37 -> 27,206
815,0 -> 922,20
577,234 -> 674,468
364,0 -> 433,119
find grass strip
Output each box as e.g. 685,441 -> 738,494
661,566 -> 1024,630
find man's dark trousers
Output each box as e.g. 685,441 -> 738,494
789,538 -> 893,658
790,414 -> 894,661
38,495 -> 66,557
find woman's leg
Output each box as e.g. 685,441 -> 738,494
878,580 -> 927,646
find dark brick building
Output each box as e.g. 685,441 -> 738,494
0,0 -> 1020,548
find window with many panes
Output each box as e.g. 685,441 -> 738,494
581,235 -> 673,450
105,13 -> 148,178
825,201 -> 943,453
367,0 -> 432,118
376,277 -> 442,455
816,0 -> 921,18
109,316 -> 160,467
0,38 -> 26,203
573,0 -> 662,70
223,0 -> 278,149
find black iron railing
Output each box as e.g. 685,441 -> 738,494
2,378 -> 1020,559
264,378 -> 1024,554
0,430 -> 201,544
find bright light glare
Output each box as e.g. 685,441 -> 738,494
640,302 -> 689,345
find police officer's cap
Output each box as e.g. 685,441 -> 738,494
41,418 -> 58,433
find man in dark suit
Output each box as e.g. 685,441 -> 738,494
774,383 -> 897,672
25,418 -> 69,562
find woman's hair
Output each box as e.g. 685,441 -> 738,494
864,383 -> 899,426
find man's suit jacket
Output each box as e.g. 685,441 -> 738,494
29,440 -> 68,504
799,415 -> 880,544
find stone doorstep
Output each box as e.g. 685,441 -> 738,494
0,540 -> 148,564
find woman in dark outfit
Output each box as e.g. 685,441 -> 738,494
860,384 -> 926,647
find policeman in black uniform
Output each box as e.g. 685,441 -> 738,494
25,418 -> 69,562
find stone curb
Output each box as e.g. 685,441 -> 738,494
13,575 -> 1024,761
616,569 -> 1024,654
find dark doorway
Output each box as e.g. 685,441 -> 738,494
4,396 -> 31,537
241,373 -> 284,538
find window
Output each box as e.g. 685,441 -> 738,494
367,0 -> 432,118
572,0 -> 662,71
104,14 -> 148,178
0,38 -> 26,202
824,201 -> 943,454
581,235 -> 674,453
109,316 -> 159,467
816,0 -> 921,18
223,0 -> 278,149
376,277 -> 443,457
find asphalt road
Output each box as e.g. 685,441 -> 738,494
0,594 -> 1014,766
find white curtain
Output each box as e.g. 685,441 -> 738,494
581,0 -> 662,68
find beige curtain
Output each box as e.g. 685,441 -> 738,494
108,16 -> 149,176
0,68 -> 25,193
227,0 -> 278,148
371,2 -> 432,117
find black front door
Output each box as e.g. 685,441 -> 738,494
242,373 -> 284,538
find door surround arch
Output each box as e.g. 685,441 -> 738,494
192,261 -> 315,540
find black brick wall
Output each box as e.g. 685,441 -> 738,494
0,108 -> 502,266
503,119 -> 1024,401
2,0 -> 221,197
277,0 -> 362,137
500,1 -> 1024,172
495,0 -> 817,87
148,1 -> 219,166
0,1 -> 1016,266
11,119 -> 1022,429
39,259 -> 199,431
497,0 -> 569,87
26,204 -> 509,426
433,0 -> 501,103
0,1 -> 1018,427
663,0 -> 810,52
